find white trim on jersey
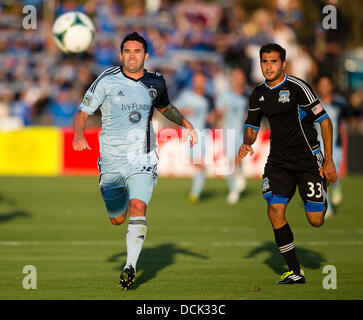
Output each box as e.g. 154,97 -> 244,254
90,66 -> 121,93
287,76 -> 315,104
297,106 -> 314,154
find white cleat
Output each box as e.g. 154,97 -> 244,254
227,190 -> 240,204
235,175 -> 246,193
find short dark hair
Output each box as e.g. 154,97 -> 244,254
120,32 -> 148,53
259,43 -> 286,62
314,73 -> 333,86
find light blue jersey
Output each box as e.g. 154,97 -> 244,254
173,89 -> 210,131
173,89 -> 211,162
216,89 -> 248,156
79,66 -> 170,184
316,95 -> 348,168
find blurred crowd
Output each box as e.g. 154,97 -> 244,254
0,0 -> 362,129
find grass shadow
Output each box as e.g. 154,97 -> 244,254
107,243 -> 208,290
245,241 -> 326,275
0,210 -> 31,223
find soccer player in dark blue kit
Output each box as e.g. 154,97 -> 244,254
239,44 -> 337,284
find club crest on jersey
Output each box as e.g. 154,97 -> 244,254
278,90 -> 290,103
262,178 -> 270,192
129,111 -> 141,123
148,87 -> 157,100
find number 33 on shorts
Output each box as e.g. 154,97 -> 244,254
307,181 -> 323,198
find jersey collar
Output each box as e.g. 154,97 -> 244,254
264,74 -> 287,90
121,66 -> 146,82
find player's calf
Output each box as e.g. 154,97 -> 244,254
306,211 -> 325,227
304,200 -> 326,227
110,213 -> 127,226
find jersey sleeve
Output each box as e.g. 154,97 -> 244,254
293,78 -> 328,123
78,77 -> 106,115
155,75 -> 171,109
244,88 -> 263,131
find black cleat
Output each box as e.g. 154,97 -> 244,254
119,265 -> 135,291
278,270 -> 306,284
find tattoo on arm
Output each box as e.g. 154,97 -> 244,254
158,104 -> 186,127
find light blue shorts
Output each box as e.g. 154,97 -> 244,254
187,129 -> 209,165
224,130 -> 243,161
99,172 -> 157,218
333,146 -> 342,173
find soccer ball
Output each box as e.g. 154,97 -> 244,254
52,11 -> 95,54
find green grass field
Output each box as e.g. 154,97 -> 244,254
0,175 -> 362,300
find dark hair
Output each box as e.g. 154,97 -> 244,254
314,73 -> 333,86
259,43 -> 286,62
120,32 -> 148,53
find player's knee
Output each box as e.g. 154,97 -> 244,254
306,212 -> 324,227
267,203 -> 287,228
110,214 -> 127,226
268,203 -> 285,218
129,199 -> 146,216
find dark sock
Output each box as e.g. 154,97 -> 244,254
273,223 -> 301,274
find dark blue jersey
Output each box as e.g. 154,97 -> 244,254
245,75 -> 328,163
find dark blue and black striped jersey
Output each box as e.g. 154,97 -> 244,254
245,74 -> 329,162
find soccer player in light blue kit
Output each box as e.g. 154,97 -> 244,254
173,72 -> 214,203
216,67 -> 249,204
315,74 -> 348,217
73,32 -> 197,290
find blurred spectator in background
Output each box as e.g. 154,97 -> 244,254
45,86 -> 78,127
215,67 -> 249,204
173,71 -> 214,203
0,0 -> 361,131
349,89 -> 363,129
315,74 -> 348,217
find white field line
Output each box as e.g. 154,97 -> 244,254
0,240 -> 363,247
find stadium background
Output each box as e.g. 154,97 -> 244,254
0,0 -> 362,176
0,0 -> 363,301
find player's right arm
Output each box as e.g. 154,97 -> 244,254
73,111 -> 91,151
238,89 -> 263,158
72,70 -> 107,151
239,126 -> 258,158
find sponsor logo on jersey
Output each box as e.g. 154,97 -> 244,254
259,95 -> 265,101
121,103 -> 150,111
278,90 -> 290,103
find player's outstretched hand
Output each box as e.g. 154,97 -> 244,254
183,128 -> 198,147
320,158 -> 337,184
72,137 -> 92,151
238,144 -> 254,158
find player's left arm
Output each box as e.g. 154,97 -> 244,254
319,117 -> 337,183
157,103 -> 198,147
294,79 -> 337,183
